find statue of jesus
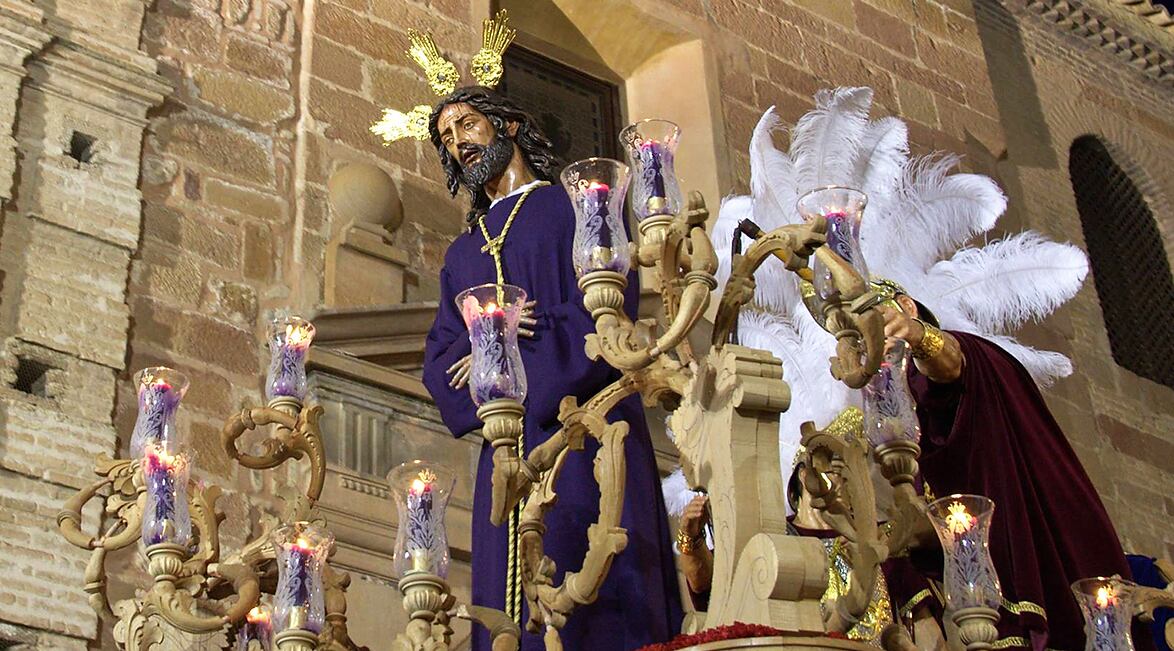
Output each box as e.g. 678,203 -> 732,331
420,85 -> 684,650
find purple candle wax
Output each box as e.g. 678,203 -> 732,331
143,449 -> 180,545
132,380 -> 183,455
269,345 -> 308,397
823,211 -> 858,265
639,140 -> 668,198
469,303 -> 521,404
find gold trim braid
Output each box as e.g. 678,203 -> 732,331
898,589 -> 933,619
1002,597 -> 1047,619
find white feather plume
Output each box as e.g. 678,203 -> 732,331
850,116 -> 909,204
923,232 -> 1090,334
790,87 -> 874,193
750,107 -> 800,230
661,467 -> 699,519
864,154 -> 1007,275
979,334 -> 1075,386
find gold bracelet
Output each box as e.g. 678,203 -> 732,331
676,528 -> 703,554
912,319 -> 945,360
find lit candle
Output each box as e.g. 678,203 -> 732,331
141,446 -> 191,547
265,315 -> 315,402
286,538 -> 312,630
272,523 -> 331,634
927,495 -> 1001,612
406,469 -> 437,574
1076,580 -> 1134,651
469,302 -> 512,404
129,368 -> 188,458
237,605 -> 273,651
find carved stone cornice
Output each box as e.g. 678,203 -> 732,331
309,302 -> 438,372
1025,0 -> 1174,86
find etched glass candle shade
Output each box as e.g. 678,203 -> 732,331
926,495 -> 1002,611
620,119 -> 682,222
862,338 -> 922,448
797,186 -> 869,299
129,367 -> 189,458
140,445 -> 193,548
265,313 -> 316,403
561,157 -> 633,278
456,283 -> 528,406
389,460 -> 457,578
272,522 -> 333,634
1072,577 -> 1137,651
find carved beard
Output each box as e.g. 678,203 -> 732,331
458,132 -> 515,197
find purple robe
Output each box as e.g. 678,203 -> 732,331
911,331 -> 1140,651
423,184 -> 684,650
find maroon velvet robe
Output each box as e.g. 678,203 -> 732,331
910,331 -> 1138,651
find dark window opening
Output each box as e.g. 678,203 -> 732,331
499,46 -> 622,166
1069,135 -> 1174,388
68,131 -> 96,164
12,357 -> 53,398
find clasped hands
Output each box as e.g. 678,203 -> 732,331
448,300 -> 538,390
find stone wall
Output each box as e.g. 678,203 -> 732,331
0,0 -> 1170,648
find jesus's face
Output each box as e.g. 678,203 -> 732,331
437,102 -> 515,193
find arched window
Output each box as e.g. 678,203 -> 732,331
1069,136 -> 1174,388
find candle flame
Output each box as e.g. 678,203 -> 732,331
409,468 -> 436,495
1096,585 -> 1116,608
246,606 -> 270,623
587,181 -> 609,192
145,446 -> 177,468
483,301 -> 502,315
945,501 -> 975,534
295,536 -> 312,550
285,322 -> 311,346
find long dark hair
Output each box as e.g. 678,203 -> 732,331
428,86 -> 561,224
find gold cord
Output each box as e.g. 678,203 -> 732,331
477,181 -> 550,286
479,182 -> 547,626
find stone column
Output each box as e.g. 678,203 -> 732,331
0,4 -> 168,646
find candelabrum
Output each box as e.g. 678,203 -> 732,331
449,119 -> 894,651
56,313 -> 365,651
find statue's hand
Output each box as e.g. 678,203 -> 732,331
447,354 -> 472,389
519,300 -> 537,338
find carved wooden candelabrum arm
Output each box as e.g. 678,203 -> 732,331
57,316 -> 371,651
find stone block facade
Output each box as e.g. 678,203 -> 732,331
0,0 -> 1168,648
